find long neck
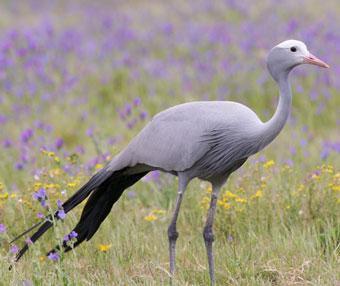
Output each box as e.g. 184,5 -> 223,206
260,72 -> 292,149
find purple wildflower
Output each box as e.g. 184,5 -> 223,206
2,138 -> 12,148
33,188 -> 48,207
285,159 -> 294,167
0,114 -> 7,125
37,212 -> 44,219
47,252 -> 59,261
107,137 -> 117,146
33,188 -> 47,201
10,245 -> 19,254
25,238 -> 33,245
57,209 -> 66,220
331,142 -> 340,153
86,128 -> 94,137
0,223 -> 6,233
21,151 -> 29,163
55,138 -> 64,149
300,139 -> 307,147
15,162 -> 24,170
57,199 -> 63,209
20,129 -> 34,143
56,199 -> 66,219
75,145 -> 85,154
142,170 -> 160,183
118,109 -> 126,120
127,118 -> 137,129
290,147 -> 296,156
320,148 -> 329,160
69,231 -> 78,239
64,230 -> 78,242
133,97 -> 141,106
162,23 -> 173,35
124,103 -> 132,116
139,111 -> 147,120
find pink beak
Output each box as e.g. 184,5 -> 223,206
303,53 -> 329,68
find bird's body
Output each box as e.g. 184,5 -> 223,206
112,101 -> 262,180
11,40 -> 329,285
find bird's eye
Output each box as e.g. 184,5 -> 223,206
290,47 -> 297,52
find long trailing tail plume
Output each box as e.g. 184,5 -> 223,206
10,166 -> 148,264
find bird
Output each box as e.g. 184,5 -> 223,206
11,40 -> 329,285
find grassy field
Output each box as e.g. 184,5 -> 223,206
0,1 -> 339,285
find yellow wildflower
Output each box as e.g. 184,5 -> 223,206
67,182 -> 78,188
251,190 -> 263,199
224,191 -> 238,199
282,164 -> 292,172
47,151 -> 55,157
311,173 -> 320,181
42,150 -> 55,157
263,160 -> 275,169
321,164 -> 333,174
201,196 -> 210,209
44,183 -> 60,189
217,199 -> 224,206
235,197 -> 247,203
221,202 -> 231,209
39,256 -> 46,262
144,214 -> 157,222
0,193 -> 9,200
95,164 -> 104,170
206,186 -> 212,193
54,156 -> 60,163
297,184 -> 305,192
331,184 -> 340,192
152,209 -> 166,215
34,182 -> 42,190
98,244 -> 112,252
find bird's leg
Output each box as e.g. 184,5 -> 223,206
203,184 -> 221,286
168,176 -> 188,283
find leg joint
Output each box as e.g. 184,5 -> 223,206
203,226 -> 214,243
168,225 -> 179,241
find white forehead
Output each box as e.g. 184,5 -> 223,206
275,39 -> 308,52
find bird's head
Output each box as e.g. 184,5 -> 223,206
267,39 -> 329,82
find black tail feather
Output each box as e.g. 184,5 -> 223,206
47,171 -> 148,256
12,167 -> 148,263
12,166 -> 115,262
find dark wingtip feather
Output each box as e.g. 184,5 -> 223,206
44,171 -> 148,259
14,220 -> 53,263
11,167 -> 114,262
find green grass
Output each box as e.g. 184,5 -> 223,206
1,155 -> 339,285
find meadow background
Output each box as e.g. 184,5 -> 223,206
0,1 -> 339,285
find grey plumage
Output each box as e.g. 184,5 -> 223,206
11,39 -> 329,285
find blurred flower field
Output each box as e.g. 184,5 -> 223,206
0,1 -> 339,285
